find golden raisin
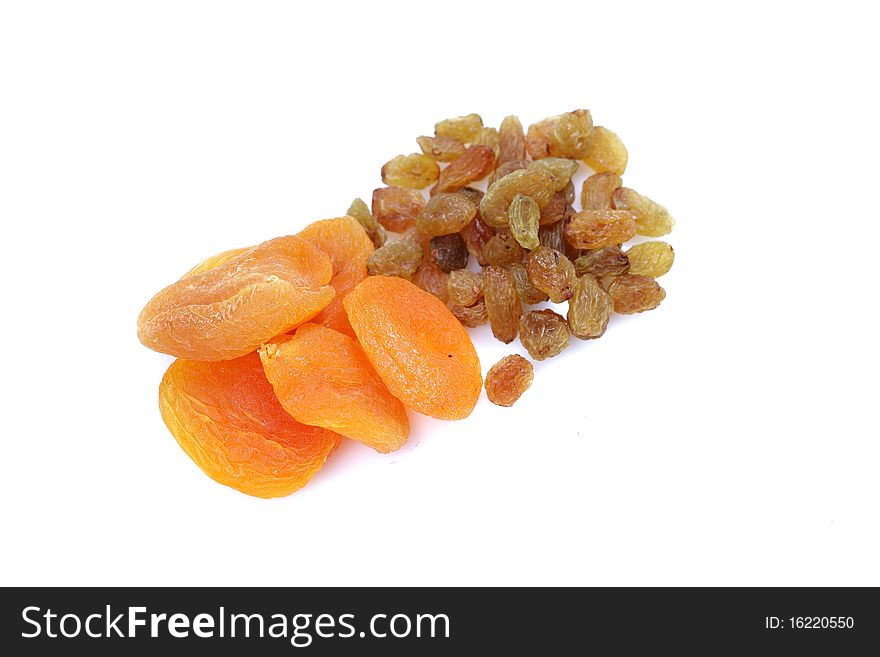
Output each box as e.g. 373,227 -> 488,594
483,265 -> 522,343
436,145 -> 496,193
564,209 -> 638,250
485,355 -> 534,407
625,241 -> 675,278
583,126 -> 628,175
612,187 -> 675,237
608,274 -> 666,314
567,274 -> 613,339
372,186 -> 427,233
518,310 -> 569,360
381,153 -> 440,189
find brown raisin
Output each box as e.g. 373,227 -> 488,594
485,354 -> 534,407
564,209 -> 638,250
436,145 -> 496,193
519,309 -> 569,360
538,218 -> 579,261
482,228 -> 524,267
429,233 -> 469,272
508,194 -> 540,250
608,274 -> 666,314
567,274 -> 613,339
483,266 -> 522,343
460,211 -> 495,266
550,109 -> 594,158
366,235 -> 423,279
417,192 -> 477,236
526,246 -> 576,303
450,299 -> 488,327
372,186 -> 426,233
507,262 -> 548,305
581,172 -> 622,210
583,126 -> 628,175
381,153 -> 440,189
612,187 -> 674,236
435,113 -> 484,143
624,241 -> 674,278
447,269 -> 483,307
411,260 -> 449,303
498,115 -> 526,165
538,189 -> 572,226
488,158 -> 528,186
573,246 -> 630,278
347,197 -> 386,247
481,168 -> 556,228
416,134 -> 466,162
524,115 -> 559,160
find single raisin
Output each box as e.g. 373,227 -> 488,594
417,192 -> 477,236
447,269 -> 483,307
612,187 -> 675,237
538,189 -> 572,226
526,246 -> 576,303
436,145 -> 496,193
498,115 -> 526,165
472,126 -> 500,158
460,211 -> 496,266
450,299 -> 488,327
483,266 -> 522,343
366,235 -> 423,279
416,134 -> 466,162
481,168 -> 556,228
485,354 -> 534,407
624,241 -> 674,278
550,109 -> 594,158
608,274 -> 666,314
372,186 -> 426,233
528,157 -> 578,191
519,310 -> 569,360
573,246 -> 630,277
347,197 -> 386,247
508,193 -> 540,250
435,113 -> 484,143
581,172 -> 622,210
430,233 -> 469,272
482,228 -> 525,267
381,153 -> 440,189
567,274 -> 613,339
488,158 -> 528,186
411,260 -> 450,303
564,209 -> 638,250
525,115 -> 559,160
583,126 -> 628,175
507,262 -> 548,305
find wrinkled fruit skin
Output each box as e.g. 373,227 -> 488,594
447,269 -> 483,307
564,209 -> 638,250
366,236 -> 423,279
581,172 -> 622,211
429,233 -> 469,272
518,309 -> 570,360
508,193 -> 540,249
625,241 -> 675,278
138,236 -> 334,361
344,276 -> 482,420
526,246 -> 576,303
417,192 -> 476,236
498,115 -> 526,165
507,262 -> 548,304
381,153 -> 440,189
482,228 -> 524,267
298,216 -> 374,338
567,274 -> 613,339
260,324 -> 409,454
485,354 -> 534,407
483,266 -> 522,344
582,126 -> 628,175
159,352 -> 340,498
573,245 -> 630,278
480,168 -> 556,228
372,186 -> 426,233
346,198 -> 386,248
417,134 -> 466,162
608,274 -> 666,314
612,187 -> 675,237
411,260 -> 449,302
436,145 -> 496,193
434,113 -> 484,143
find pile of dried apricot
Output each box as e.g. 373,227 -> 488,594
138,110 -> 675,497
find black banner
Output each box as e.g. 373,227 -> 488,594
1,587 -> 876,653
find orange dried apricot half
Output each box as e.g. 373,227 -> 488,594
159,352 -> 340,498
297,216 -> 374,338
343,276 -> 482,420
260,324 -> 409,453
138,235 -> 334,361
181,246 -> 249,278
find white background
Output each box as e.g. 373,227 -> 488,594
1,1 -> 878,586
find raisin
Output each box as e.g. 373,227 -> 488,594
416,134 -> 466,162
483,265 -> 522,343
488,158 -> 528,186
429,233 -> 469,272
436,145 -> 496,193
508,193 -> 540,250
498,115 -> 526,165
625,241 -> 674,278
381,153 -> 440,189
608,274 -> 666,314
507,262 -> 548,305
411,259 -> 450,302
550,109 -> 594,158
538,189 -> 572,226
528,158 -> 578,192
480,168 -> 556,228
347,197 -> 386,247
583,126 -> 628,175
372,186 -> 426,233
526,245 -> 576,303
485,354 -> 534,407
567,274 -> 613,339
417,192 -> 477,236
435,113 -> 484,143
581,172 -> 622,210
612,187 -> 675,236
518,309 -> 569,360
573,245 -> 630,278
460,211 -> 496,266
344,276 -> 482,420
447,269 -> 483,307
564,209 -> 638,250
450,300 -> 488,327
366,235 -> 423,279
472,126 -> 500,158
456,186 -> 484,206
525,115 -> 559,160
482,228 -> 525,267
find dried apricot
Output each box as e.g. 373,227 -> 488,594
436,145 -> 496,193
372,186 -> 426,233
417,192 -> 476,236
138,236 -> 334,361
567,274 -> 613,339
159,352 -> 340,498
343,276 -> 482,420
612,187 -> 675,237
483,266 -> 522,344
381,153 -> 439,189
608,274 -> 666,314
182,247 -> 249,278
582,126 -> 628,175
260,325 -> 409,454
485,355 -> 534,407
519,309 -> 569,360
625,241 -> 675,278
564,209 -> 638,250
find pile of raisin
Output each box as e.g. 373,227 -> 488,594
356,110 -> 675,406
